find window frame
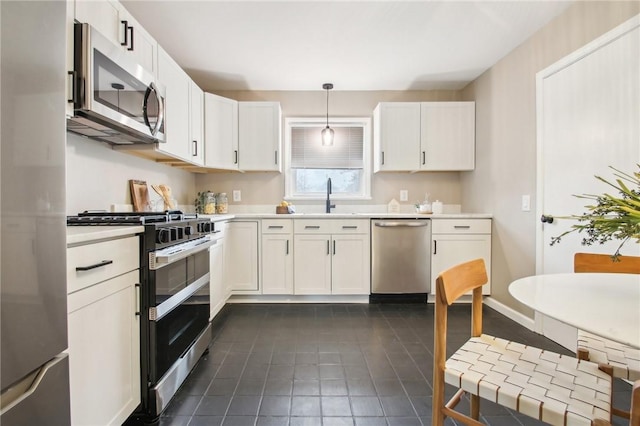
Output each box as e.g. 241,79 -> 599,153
284,117 -> 372,201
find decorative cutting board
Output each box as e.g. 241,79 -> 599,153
129,179 -> 149,212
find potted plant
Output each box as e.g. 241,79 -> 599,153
550,165 -> 640,259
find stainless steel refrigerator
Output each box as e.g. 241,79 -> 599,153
1,2 -> 71,424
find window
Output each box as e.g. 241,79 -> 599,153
284,117 -> 371,200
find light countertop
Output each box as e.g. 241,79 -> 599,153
201,213 -> 492,220
67,226 -> 144,246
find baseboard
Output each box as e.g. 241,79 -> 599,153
484,297 -> 535,331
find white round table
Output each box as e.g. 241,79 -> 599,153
509,273 -> 640,349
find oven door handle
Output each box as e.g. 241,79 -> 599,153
150,273 -> 210,321
150,238 -> 216,270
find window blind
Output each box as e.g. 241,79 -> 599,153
291,126 -> 364,169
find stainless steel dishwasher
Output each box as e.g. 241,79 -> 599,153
371,219 -> 431,295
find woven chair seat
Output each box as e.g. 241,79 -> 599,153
578,330 -> 640,381
445,334 -> 612,426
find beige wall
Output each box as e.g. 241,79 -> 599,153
66,132 -> 196,214
461,1 -> 640,316
195,90 -> 465,208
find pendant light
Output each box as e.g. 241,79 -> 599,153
321,83 -> 334,146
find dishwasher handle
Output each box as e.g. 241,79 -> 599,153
373,221 -> 429,228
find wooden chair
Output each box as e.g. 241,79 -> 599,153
432,258 -> 629,426
574,253 -> 640,420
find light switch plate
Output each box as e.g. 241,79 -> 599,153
233,190 -> 241,202
400,190 -> 408,202
521,195 -> 531,211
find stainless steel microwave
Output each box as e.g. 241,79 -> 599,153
67,23 -> 165,145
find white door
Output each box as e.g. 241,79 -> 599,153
262,234 -> 294,295
537,17 -> 640,275
293,234 -> 331,295
331,234 -> 370,295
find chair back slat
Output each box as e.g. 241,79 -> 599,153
574,253 -> 640,274
436,258 -> 488,305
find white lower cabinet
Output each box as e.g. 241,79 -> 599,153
294,234 -> 332,295
209,221 -> 227,319
430,219 -> 492,295
261,219 -> 294,295
293,219 -> 370,295
331,234 -> 370,295
224,221 -> 260,293
66,235 -> 140,426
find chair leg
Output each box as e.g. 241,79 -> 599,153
470,394 -> 480,420
630,380 -> 640,426
577,347 -> 590,361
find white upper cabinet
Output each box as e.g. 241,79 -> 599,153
204,93 -> 239,170
373,101 -> 475,171
189,81 -> 204,165
74,0 -> 156,75
156,46 -> 191,161
238,102 -> 282,172
420,102 -> 475,171
116,5 -> 157,75
373,102 -> 421,172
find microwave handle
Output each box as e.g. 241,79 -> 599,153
143,82 -> 164,137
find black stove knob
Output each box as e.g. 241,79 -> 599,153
156,228 -> 171,244
184,225 -> 193,236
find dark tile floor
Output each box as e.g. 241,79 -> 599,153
154,303 -> 632,426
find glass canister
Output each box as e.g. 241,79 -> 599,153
203,192 -> 216,214
216,193 -> 228,214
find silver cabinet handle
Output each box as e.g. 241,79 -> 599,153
134,283 -> 141,316
286,240 -> 289,255
326,240 -> 330,255
433,240 -> 437,255
305,225 -> 321,229
333,240 -> 336,255
342,225 -> 358,229
268,225 -> 284,229
454,225 -> 471,229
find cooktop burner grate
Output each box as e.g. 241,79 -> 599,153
67,210 -> 198,225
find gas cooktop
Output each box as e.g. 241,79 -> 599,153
67,210 -> 198,225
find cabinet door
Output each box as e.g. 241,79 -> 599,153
420,102 -> 475,171
224,221 -> 259,293
209,240 -> 225,320
157,47 -> 191,161
75,0 -> 120,44
331,234 -> 370,295
262,235 -> 294,295
204,93 -> 239,170
294,234 -> 331,295
67,270 -> 140,426
190,81 -> 205,165
373,102 -> 420,171
238,102 -> 281,171
430,234 -> 491,295
117,6 -> 157,75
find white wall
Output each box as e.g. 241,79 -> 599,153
461,1 -> 640,316
66,132 -> 196,214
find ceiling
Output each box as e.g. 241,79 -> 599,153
121,1 -> 572,92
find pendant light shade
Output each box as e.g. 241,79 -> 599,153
322,83 -> 334,146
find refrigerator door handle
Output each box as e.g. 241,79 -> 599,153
0,354 -> 68,415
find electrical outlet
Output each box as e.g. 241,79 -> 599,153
400,190 -> 408,202
233,190 -> 241,202
521,195 -> 531,211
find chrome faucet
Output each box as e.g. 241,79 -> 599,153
326,178 -> 336,213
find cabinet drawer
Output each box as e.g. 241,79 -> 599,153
431,219 -> 491,234
294,220 -> 334,234
331,219 -> 370,234
67,236 -> 139,294
262,219 -> 293,234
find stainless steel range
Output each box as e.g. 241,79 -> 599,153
67,211 -> 218,421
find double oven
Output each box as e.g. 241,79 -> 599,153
67,211 -> 219,421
